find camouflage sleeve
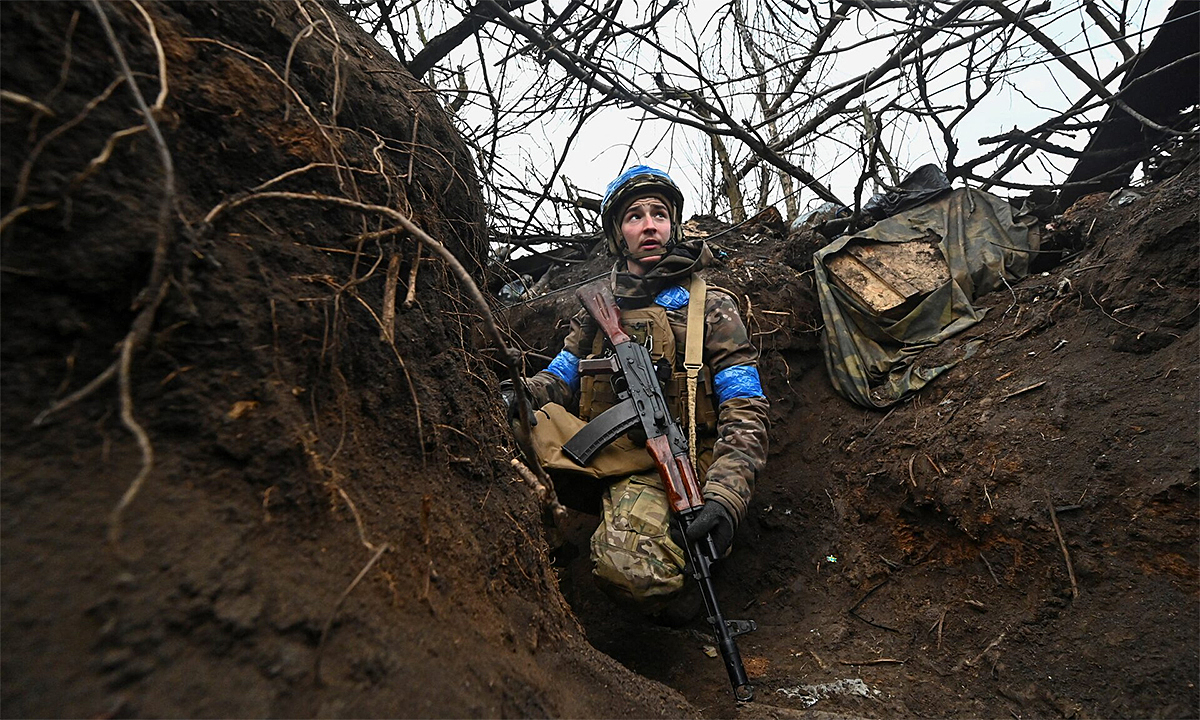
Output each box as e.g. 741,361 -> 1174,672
704,396 -> 769,528
701,290 -> 769,528
524,308 -> 596,408
703,290 -> 760,373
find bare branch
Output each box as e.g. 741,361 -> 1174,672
407,0 -> 533,79
985,1 -> 1188,136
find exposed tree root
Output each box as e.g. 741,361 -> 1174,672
312,542 -> 389,685
202,190 -> 563,523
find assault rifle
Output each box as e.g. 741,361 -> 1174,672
562,279 -> 756,702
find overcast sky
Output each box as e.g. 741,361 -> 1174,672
360,0 -> 1175,229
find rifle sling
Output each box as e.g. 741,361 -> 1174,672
684,274 -> 706,470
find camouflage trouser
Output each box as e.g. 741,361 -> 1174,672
590,473 -> 687,611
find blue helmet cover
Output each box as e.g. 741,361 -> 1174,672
599,165 -> 685,255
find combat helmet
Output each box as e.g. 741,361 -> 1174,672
599,165 -> 685,257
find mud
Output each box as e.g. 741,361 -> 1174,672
2,2 -> 1197,719
1,2 -> 686,717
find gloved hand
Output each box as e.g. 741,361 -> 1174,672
499,379 -> 537,427
685,500 -> 735,558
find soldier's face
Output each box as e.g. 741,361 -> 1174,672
620,195 -> 671,276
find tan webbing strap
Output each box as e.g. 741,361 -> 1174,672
684,274 -> 706,469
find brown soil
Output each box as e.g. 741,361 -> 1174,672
1,3 -> 686,717
2,2 -> 1197,719
506,174 -> 1199,718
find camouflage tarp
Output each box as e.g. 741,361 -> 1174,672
815,187 -> 1039,408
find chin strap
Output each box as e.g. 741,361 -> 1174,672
622,236 -> 678,261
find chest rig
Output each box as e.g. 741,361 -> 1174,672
578,276 -> 719,448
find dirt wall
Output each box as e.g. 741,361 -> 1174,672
1,2 -> 689,716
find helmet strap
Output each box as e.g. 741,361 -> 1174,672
626,246 -> 667,260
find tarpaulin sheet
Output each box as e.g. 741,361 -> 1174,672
815,187 -> 1039,408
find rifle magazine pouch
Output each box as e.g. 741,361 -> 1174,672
530,403 -> 657,514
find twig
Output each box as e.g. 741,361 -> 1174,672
365,127 -> 394,204
33,361 -> 118,426
848,577 -> 901,633
1091,291 -> 1178,338
1046,492 -> 1079,600
313,542 -> 389,685
979,552 -> 1001,585
965,632 -> 1005,668
303,0 -> 346,123
931,608 -> 947,649
406,108 -> 420,184
106,282 -> 170,552
283,21 -> 319,122
809,650 -> 828,670
510,458 -> 566,525
999,380 -> 1046,402
79,1 -> 179,552
108,327 -> 155,550
3,75 -> 126,232
380,249 -> 400,343
129,0 -> 168,111
403,243 -> 421,308
69,125 -> 147,189
0,90 -> 56,117
839,658 -> 906,666
864,405 -> 898,441
40,10 -> 82,127
335,485 -> 376,551
91,0 -> 176,305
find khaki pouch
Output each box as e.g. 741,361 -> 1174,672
529,402 -> 655,479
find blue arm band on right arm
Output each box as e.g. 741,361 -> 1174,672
544,349 -> 581,392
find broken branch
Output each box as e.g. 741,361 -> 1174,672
1046,491 -> 1080,600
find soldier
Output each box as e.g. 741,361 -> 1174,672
505,165 -> 769,622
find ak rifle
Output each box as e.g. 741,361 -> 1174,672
562,279 -> 756,702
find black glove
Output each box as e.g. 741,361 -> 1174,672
499,379 -> 537,427
685,500 -> 735,558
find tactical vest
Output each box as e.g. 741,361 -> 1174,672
577,302 -> 719,436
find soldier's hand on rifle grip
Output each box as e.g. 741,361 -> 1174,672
686,500 -> 735,558
499,379 -> 537,427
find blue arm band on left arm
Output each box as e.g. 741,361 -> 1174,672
544,349 -> 581,392
713,365 -> 765,404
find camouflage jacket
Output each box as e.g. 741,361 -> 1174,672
526,253 -> 769,529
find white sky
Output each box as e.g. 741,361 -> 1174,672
359,0 -> 1174,230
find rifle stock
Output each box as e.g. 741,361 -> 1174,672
571,279 -> 756,702
577,282 -> 631,345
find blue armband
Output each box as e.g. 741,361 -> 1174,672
544,349 -> 581,392
713,365 -> 764,403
